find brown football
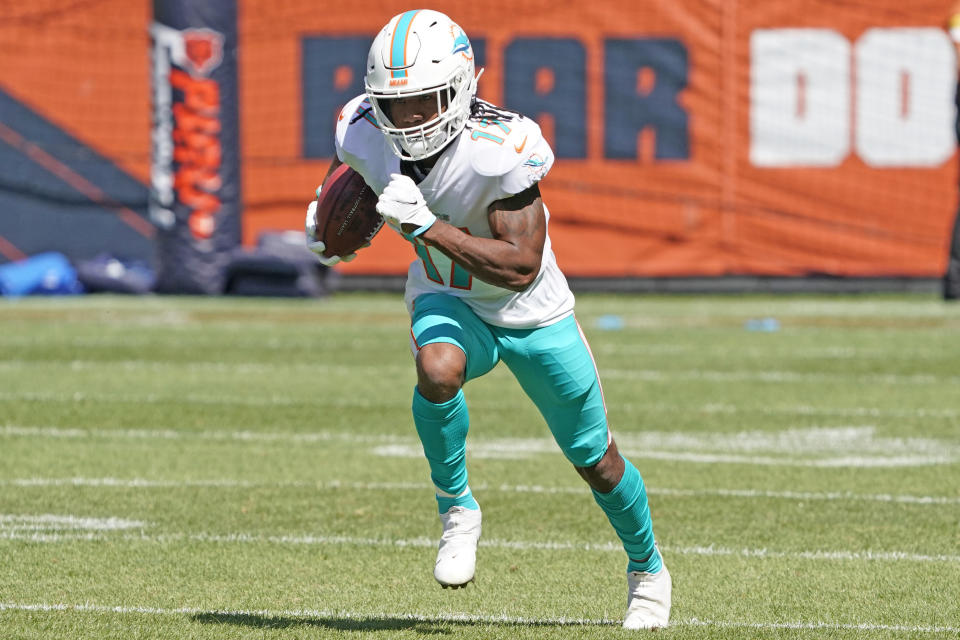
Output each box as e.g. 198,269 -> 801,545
314,164 -> 383,258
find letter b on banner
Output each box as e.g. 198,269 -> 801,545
150,0 -> 241,294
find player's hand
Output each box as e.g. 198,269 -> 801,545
376,173 -> 437,237
305,187 -> 359,266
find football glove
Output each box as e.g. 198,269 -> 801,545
375,173 -> 437,237
305,185 -> 359,266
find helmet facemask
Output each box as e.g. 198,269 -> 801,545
368,73 -> 472,161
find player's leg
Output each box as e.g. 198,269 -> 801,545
409,293 -> 499,587
499,315 -> 662,571
414,341 -> 477,516
583,439 -> 671,630
411,293 -> 497,512
498,314 -> 670,628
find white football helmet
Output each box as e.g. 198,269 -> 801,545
365,10 -> 479,161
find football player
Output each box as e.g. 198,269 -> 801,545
305,9 -> 671,629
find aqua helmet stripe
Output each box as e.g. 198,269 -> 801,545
389,10 -> 421,79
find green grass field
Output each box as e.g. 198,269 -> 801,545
1,292 -> 958,639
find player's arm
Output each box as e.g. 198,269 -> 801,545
417,185 -> 545,292
377,174 -> 545,291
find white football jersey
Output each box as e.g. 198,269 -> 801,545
335,95 -> 575,328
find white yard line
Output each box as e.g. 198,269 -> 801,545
691,403 -> 960,419
650,486 -> 960,505
0,602 -> 955,634
0,425 -> 408,444
1,359 -> 959,385
602,368 -> 960,385
0,514 -> 145,530
5,424 -> 958,466
593,343 -> 921,359
369,426 -> 959,467
2,390 -> 958,422
0,360 -> 409,375
3,390 -> 958,422
3,476 -> 958,506
0,390 -> 397,408
4,421 -> 957,468
0,528 -> 957,564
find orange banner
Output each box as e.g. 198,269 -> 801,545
1,1 -> 956,277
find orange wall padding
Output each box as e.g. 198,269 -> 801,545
1,1 -> 956,277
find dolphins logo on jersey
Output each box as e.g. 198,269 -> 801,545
524,154 -> 546,168
524,153 -> 549,180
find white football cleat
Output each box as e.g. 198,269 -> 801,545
434,505 -> 482,588
623,562 -> 672,630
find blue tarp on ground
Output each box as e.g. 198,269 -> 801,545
0,252 -> 83,296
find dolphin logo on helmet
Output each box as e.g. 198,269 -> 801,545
451,28 -> 471,59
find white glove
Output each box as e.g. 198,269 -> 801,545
375,173 -> 437,237
305,186 -> 358,266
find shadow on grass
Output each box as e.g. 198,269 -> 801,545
192,612 -> 448,634
192,611 -> 608,634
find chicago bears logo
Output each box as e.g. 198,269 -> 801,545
182,28 -> 224,76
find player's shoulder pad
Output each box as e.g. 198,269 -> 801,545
466,108 -> 554,195
335,94 -> 383,161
